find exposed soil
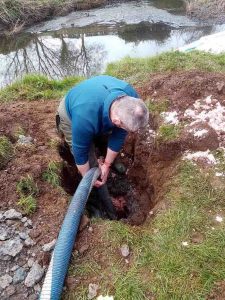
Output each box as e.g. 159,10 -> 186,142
0,70 -> 225,297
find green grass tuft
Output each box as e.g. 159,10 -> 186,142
17,174 -> 38,197
0,136 -> 13,170
0,74 -> 84,103
147,98 -> 169,114
16,174 -> 38,215
42,161 -> 61,187
17,195 -> 37,215
106,51 -> 225,83
157,124 -> 181,142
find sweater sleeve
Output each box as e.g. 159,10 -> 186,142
71,112 -> 94,165
108,127 -> 127,152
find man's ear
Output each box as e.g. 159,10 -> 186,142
112,117 -> 121,127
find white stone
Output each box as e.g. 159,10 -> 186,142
24,237 -> 35,247
120,244 -> 130,257
42,239 -> 56,252
97,296 -> 114,300
0,237 -> 23,258
0,274 -> 12,289
216,216 -> 223,222
3,209 -> 22,220
24,262 -> 44,287
88,283 -> 99,300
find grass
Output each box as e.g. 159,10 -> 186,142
16,174 -> 38,196
16,174 -> 38,214
147,98 -> 169,114
17,195 -> 37,214
65,162 -> 225,299
42,161 -> 61,187
0,135 -> 13,169
157,124 -> 181,142
0,74 -> 84,103
106,51 -> 225,84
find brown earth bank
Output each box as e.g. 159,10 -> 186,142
185,0 -> 225,23
0,70 -> 225,298
0,0 -> 120,36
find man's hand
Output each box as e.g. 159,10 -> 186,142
94,160 -> 110,187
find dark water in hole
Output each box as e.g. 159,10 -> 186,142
0,0 -> 225,87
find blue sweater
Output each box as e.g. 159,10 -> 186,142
65,75 -> 139,165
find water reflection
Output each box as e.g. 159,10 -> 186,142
0,22 -> 218,87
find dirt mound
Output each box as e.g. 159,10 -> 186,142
139,70 -> 225,111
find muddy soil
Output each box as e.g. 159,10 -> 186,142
0,70 -> 225,297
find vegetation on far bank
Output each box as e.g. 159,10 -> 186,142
0,0 -> 105,35
1,51 -> 225,103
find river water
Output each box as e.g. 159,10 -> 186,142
0,0 -> 225,87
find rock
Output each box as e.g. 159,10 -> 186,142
13,267 -> 26,284
21,217 -> 28,223
19,232 -> 29,240
0,274 -> 12,289
11,265 -> 19,272
3,209 -> 22,220
216,81 -> 225,93
88,226 -> 93,233
27,258 -> 35,268
34,283 -> 41,292
120,244 -> 130,257
42,239 -> 56,252
88,283 -> 99,300
4,285 -> 16,297
18,135 -> 33,145
0,237 -> 23,259
28,294 -> 38,300
79,215 -> 90,232
24,237 -> 35,247
0,212 -> 3,221
78,244 -> 89,255
0,224 -> 12,241
25,262 -> 44,287
24,219 -> 33,228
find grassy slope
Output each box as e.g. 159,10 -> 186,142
1,51 -> 225,299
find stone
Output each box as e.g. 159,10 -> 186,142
24,219 -> 33,228
79,215 -> 90,232
3,209 -> 22,220
28,294 -> 38,300
78,244 -> 89,255
0,237 -> 23,259
25,262 -> 44,287
0,224 -> 12,241
216,81 -> 225,93
34,284 -> 41,292
24,237 -> 35,247
18,135 -> 33,145
19,232 -> 29,240
28,258 -> 35,268
11,265 -> 19,272
13,267 -> 26,284
0,212 -> 3,221
88,283 -> 99,300
0,274 -> 12,289
88,226 -> 93,233
4,285 -> 16,297
120,244 -> 130,257
42,239 -> 56,252
21,217 -> 28,223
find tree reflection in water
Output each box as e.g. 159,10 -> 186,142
2,33 -> 107,85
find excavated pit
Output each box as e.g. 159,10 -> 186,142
58,119 -> 179,225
